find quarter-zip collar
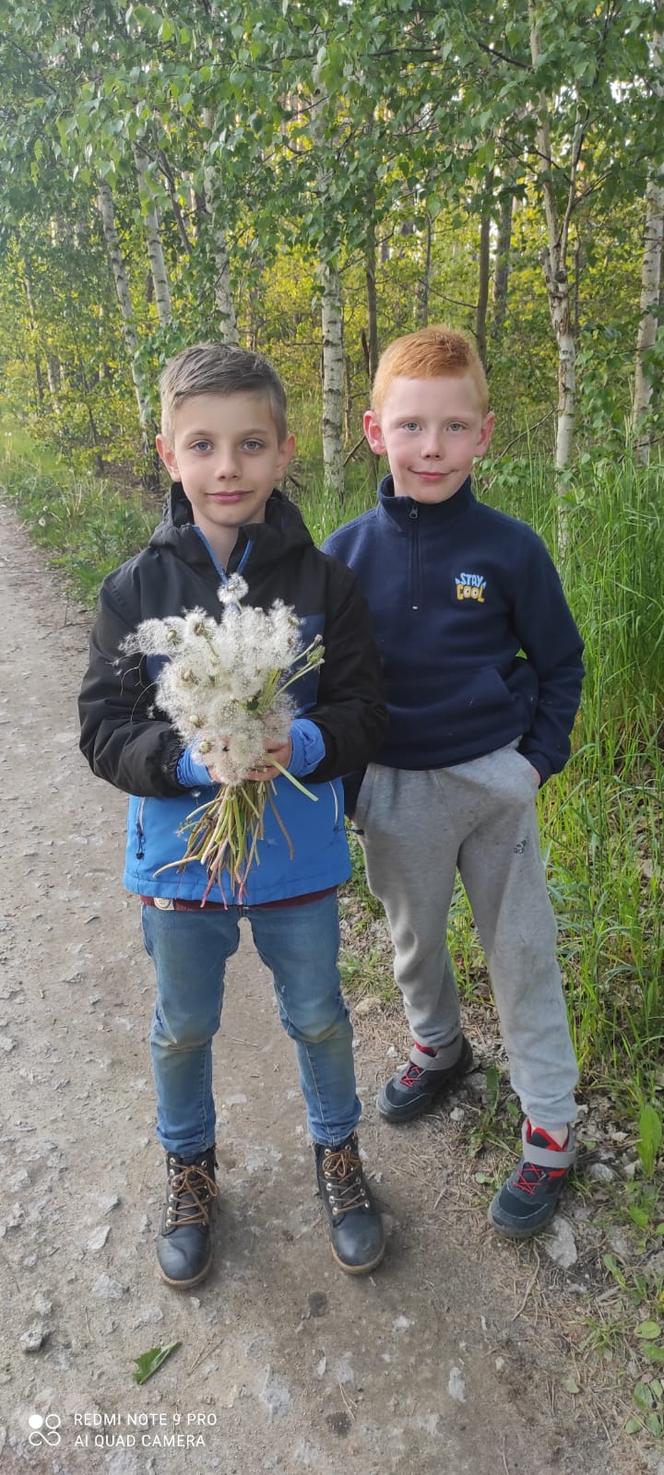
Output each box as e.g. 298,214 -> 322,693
377,473 -> 475,531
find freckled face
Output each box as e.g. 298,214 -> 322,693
156,391 -> 294,540
364,374 -> 495,502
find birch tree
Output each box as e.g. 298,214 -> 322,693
201,110 -> 238,347
491,169 -> 517,351
528,6 -> 585,470
97,179 -> 155,469
133,144 -> 172,328
632,6 -> 664,464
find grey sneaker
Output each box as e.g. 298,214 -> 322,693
488,1123 -> 577,1239
377,1036 -> 474,1123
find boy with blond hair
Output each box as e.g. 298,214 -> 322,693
324,326 -> 584,1238
79,342 -> 387,1286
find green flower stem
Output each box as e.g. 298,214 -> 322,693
264,758 -> 319,799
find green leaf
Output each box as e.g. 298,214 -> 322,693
643,1345 -> 664,1364
629,1205 -> 651,1229
633,1381 -> 655,1410
485,1062 -> 500,1116
635,1320 -> 661,1340
644,1412 -> 663,1437
637,1104 -> 662,1178
603,1254 -> 628,1290
624,1416 -> 642,1434
132,1341 -> 181,1386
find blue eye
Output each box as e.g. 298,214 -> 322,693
402,421 -> 420,432
191,440 -> 211,453
448,423 -> 466,432
243,439 -> 265,451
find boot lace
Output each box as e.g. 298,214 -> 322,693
321,1141 -> 371,1217
166,1158 -> 218,1230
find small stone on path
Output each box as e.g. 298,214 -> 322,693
20,1321 -> 49,1353
92,1274 -> 127,1300
87,1225 -> 111,1252
543,1215 -> 577,1268
260,1367 -> 291,1419
447,1365 -> 466,1403
588,1162 -> 615,1185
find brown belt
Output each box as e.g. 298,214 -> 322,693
140,886 -> 336,913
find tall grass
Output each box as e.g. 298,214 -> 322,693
1,427 -> 661,1109
0,428 -> 155,603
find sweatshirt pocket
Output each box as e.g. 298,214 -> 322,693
462,666 -> 513,716
513,749 -> 541,791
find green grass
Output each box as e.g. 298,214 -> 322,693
0,427 -> 155,604
1,426 -> 662,1124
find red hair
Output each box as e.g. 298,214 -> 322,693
372,326 -> 489,415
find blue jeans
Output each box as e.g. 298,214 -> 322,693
141,893 -> 361,1157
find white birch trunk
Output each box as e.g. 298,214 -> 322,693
632,15 -> 664,464
201,110 -> 238,345
97,179 -> 153,457
134,147 -> 172,327
310,88 -> 345,496
320,259 -> 345,497
529,9 -> 580,472
491,184 -> 514,346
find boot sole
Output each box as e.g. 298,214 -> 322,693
330,1240 -> 386,1276
377,1042 -> 474,1123
157,1251 -> 213,1290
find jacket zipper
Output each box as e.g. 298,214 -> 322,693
329,781 -> 341,830
409,505 -> 421,612
135,798 -> 145,860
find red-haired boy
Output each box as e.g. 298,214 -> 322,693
324,326 -> 583,1239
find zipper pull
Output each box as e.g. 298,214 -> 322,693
409,505 -> 418,519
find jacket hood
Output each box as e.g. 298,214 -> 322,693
148,482 -> 314,573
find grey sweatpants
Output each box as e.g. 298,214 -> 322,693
355,742 -> 578,1129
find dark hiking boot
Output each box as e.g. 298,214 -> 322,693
377,1035 -> 474,1123
488,1122 -> 577,1239
315,1133 -> 385,1275
156,1147 -> 218,1289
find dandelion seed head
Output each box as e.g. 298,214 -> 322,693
218,574 -> 248,607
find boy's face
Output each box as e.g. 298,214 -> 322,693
156,391 -> 294,539
363,373 -> 495,503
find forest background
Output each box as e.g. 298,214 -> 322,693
0,2 -> 662,1185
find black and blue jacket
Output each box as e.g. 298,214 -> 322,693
79,484 -> 386,903
323,476 -> 584,785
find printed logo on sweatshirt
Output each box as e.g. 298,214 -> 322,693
455,571 -> 486,603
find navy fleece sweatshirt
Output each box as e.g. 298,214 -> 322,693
323,476 -> 584,783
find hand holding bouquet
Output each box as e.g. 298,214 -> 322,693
122,574 -> 325,902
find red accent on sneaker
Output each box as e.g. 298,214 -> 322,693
400,1062 -> 425,1086
415,1044 -> 438,1058
514,1124 -> 569,1195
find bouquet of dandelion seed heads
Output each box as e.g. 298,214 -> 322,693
122,574 -> 325,902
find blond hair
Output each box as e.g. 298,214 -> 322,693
372,326 -> 489,415
159,342 -> 288,444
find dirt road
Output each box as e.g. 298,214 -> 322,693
0,506 -> 635,1475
